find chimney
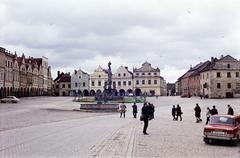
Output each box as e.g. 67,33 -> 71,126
220,55 -> 224,59
211,57 -> 214,63
190,65 -> 192,70
57,71 -> 60,76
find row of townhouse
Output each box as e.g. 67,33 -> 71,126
53,62 -> 167,96
176,55 -> 240,98
0,47 -> 53,99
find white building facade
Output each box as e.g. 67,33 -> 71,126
71,68 -> 89,96
112,66 -> 133,96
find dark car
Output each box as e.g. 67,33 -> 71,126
203,115 -> 240,145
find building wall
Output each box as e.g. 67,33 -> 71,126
89,66 -> 108,93
201,70 -> 240,98
0,50 -> 5,88
59,82 -> 71,96
71,69 -> 89,96
133,62 -> 161,96
112,66 -> 133,94
200,56 -> 240,98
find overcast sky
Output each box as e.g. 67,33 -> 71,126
1,0 -> 240,82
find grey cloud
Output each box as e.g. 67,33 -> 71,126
1,0 -> 240,82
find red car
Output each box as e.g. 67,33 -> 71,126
203,114 -> 240,145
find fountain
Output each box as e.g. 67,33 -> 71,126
80,62 -> 123,112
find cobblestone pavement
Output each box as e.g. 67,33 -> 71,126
0,96 -> 239,158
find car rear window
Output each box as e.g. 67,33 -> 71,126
210,116 -> 235,125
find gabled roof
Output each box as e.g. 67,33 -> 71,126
54,72 -> 71,82
181,61 -> 211,79
201,55 -> 240,72
133,62 -> 160,72
218,55 -> 238,62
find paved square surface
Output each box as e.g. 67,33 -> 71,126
0,96 -> 239,158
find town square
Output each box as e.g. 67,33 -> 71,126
1,0 -> 240,158
0,96 -> 239,157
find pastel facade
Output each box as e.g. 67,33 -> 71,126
71,68 -> 89,96
89,66 -> 108,95
112,66 -> 133,96
0,46 -> 53,99
133,62 -> 161,96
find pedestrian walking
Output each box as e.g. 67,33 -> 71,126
149,103 -> 155,120
132,102 -> 138,118
227,105 -> 234,115
119,101 -> 127,118
172,105 -> 176,120
141,102 -> 151,135
206,107 -> 211,125
194,103 -> 202,123
211,105 -> 218,115
176,104 -> 182,121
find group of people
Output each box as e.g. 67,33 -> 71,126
119,101 -> 236,135
171,104 -> 183,121
193,104 -> 235,124
119,101 -> 155,135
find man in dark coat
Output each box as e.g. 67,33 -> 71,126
176,104 -> 182,121
141,102 -> 151,135
194,104 -> 202,123
227,105 -> 234,115
211,106 -> 218,115
172,105 -> 176,120
148,103 -> 155,120
132,102 -> 138,118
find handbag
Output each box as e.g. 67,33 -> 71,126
140,115 -> 144,121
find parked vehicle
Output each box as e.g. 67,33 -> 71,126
1,96 -> 20,103
203,115 -> 240,145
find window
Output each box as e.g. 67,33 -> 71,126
56,85 -> 59,88
98,81 -> 101,86
123,81 -> 126,86
98,75 -> 101,78
79,82 -> 81,86
79,76 -> 81,79
123,73 -> 126,77
217,72 -> 221,78
154,72 -> 157,75
236,72 -> 239,78
148,80 -> 151,85
62,84 -> 65,88
68,84 -> 71,88
92,81 -> 95,86
203,83 -> 207,88
217,83 -> 221,89
118,73 -> 121,77
128,81 -> 131,86
142,80 -> 145,84
148,73 -> 151,75
227,64 -> 230,68
136,80 -> 139,85
227,83 -> 231,89
113,81 -> 116,86
136,73 -> 139,75
227,72 -> 231,78
142,73 -> 145,76
118,81 -> 121,86
207,73 -> 209,79
75,82 -> 78,87
154,80 -> 157,84
83,82 -> 86,87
